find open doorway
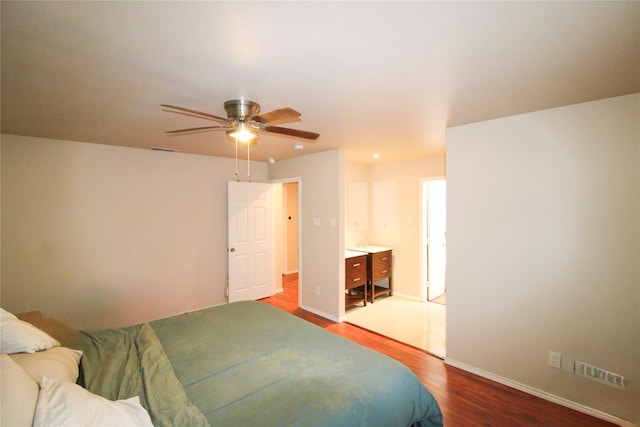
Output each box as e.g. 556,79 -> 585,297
422,178 -> 446,304
283,182 -> 299,275
273,178 -> 301,309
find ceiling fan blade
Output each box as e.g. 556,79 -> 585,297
264,125 -> 319,141
253,108 -> 301,124
161,104 -> 231,124
165,125 -> 230,135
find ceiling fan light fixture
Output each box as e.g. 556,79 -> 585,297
227,122 -> 257,143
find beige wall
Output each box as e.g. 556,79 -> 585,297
0,135 -> 267,330
346,156 -> 446,300
446,94 -> 640,424
269,150 -> 345,321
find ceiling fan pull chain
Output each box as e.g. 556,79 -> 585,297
247,142 -> 251,178
235,137 -> 240,180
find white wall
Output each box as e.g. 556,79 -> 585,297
345,157 -> 446,300
269,150 -> 345,320
345,162 -> 370,248
1,135 -> 267,331
446,94 -> 639,424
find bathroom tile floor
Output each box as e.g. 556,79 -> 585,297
346,295 -> 446,359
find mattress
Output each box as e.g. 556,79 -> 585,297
76,301 -> 443,426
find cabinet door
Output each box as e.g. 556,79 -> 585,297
371,251 -> 391,282
346,255 -> 367,289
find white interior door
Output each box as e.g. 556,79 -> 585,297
424,179 -> 447,300
228,181 -> 275,302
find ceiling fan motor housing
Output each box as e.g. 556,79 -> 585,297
224,99 -> 260,120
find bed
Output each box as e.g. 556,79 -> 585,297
2,301 -> 443,426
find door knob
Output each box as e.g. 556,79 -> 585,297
229,248 -> 236,252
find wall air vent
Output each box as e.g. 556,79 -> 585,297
150,147 -> 178,152
575,361 -> 627,389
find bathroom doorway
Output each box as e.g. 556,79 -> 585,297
422,178 -> 446,303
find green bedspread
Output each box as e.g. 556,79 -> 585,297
76,323 -> 209,427
77,301 -> 443,426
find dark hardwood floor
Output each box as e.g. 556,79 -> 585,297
260,274 -> 616,427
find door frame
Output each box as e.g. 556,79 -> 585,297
271,176 -> 302,307
420,176 -> 447,302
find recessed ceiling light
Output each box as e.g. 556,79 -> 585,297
373,153 -> 380,159
294,144 -> 304,150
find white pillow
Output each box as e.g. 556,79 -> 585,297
1,308 -> 18,321
10,347 -> 82,383
1,308 -> 60,354
34,375 -> 154,427
0,354 -> 39,427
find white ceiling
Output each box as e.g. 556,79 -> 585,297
2,1 -> 639,163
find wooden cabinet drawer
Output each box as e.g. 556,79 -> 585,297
371,250 -> 392,282
345,255 -> 368,289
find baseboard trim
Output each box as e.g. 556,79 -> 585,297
444,358 -> 636,427
299,303 -> 340,323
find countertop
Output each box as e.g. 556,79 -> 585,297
345,250 -> 367,258
348,246 -> 392,254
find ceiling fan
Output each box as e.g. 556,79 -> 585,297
161,99 -> 319,143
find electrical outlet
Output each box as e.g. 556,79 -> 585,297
315,286 -> 321,295
549,351 -> 562,369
